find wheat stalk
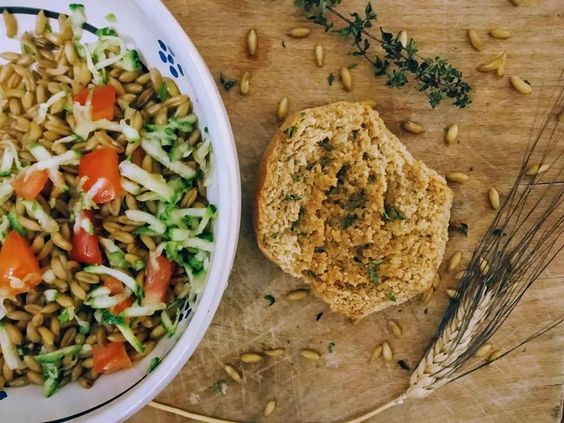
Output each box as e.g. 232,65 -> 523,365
344,86 -> 564,423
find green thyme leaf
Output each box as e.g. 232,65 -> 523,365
344,191 -> 366,211
341,214 -> 358,229
382,204 -> 406,222
291,208 -> 305,232
388,292 -> 397,302
287,126 -> 297,138
367,259 -> 383,284
209,380 -> 227,395
328,341 -> 336,353
492,228 -> 506,237
450,221 -> 469,237
264,294 -> 276,306
219,72 -> 237,92
285,194 -> 303,201
319,138 -> 334,151
327,72 -> 335,86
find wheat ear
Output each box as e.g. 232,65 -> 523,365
342,86 -> 564,423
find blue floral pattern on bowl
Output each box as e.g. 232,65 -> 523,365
158,39 -> 184,78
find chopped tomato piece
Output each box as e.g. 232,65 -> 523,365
78,147 -> 123,204
0,231 -> 41,296
103,276 -> 124,295
71,211 -> 103,265
74,88 -> 88,105
143,256 -> 173,304
12,170 -> 49,200
74,88 -> 89,106
74,85 -> 117,121
92,342 -> 132,374
113,296 -> 134,315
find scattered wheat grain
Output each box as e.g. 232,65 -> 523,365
370,345 -> 383,362
382,341 -> 393,362
240,352 -> 263,363
264,400 -> 276,416
314,44 -> 324,67
403,120 -> 425,134
247,28 -> 258,57
240,71 -> 251,95
300,349 -> 320,361
467,29 -> 484,51
490,27 -> 511,39
286,289 -> 308,301
448,250 -> 463,271
287,27 -> 311,38
496,53 -> 508,77
388,320 -> 403,337
445,123 -> 459,145
525,163 -> 550,176
277,97 -> 289,121
446,171 -> 469,183
446,288 -> 459,299
264,348 -> 284,357
340,66 -> 352,91
510,75 -> 532,94
488,187 -> 500,210
224,364 -> 242,383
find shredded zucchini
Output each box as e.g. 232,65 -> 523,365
37,91 -> 67,123
121,303 -> 166,317
25,149 -> 81,178
28,144 -> 68,191
125,210 -> 166,234
142,138 -> 196,180
101,311 -> 144,353
84,265 -> 142,298
0,215 -> 9,242
22,200 -> 59,233
8,211 -> 26,236
34,344 -> 84,364
0,322 -> 22,369
119,161 -> 174,202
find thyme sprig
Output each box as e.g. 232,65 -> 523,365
294,0 -> 472,108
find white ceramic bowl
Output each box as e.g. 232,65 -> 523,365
0,1 -> 240,421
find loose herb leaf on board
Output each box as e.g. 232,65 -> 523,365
219,73 -> 238,91
264,294 -> 276,306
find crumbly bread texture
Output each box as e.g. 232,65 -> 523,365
255,102 -> 453,319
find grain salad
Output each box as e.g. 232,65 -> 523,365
0,5 -> 216,397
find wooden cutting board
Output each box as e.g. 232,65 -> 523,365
131,0 -> 564,422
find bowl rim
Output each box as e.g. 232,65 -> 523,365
76,1 -> 241,422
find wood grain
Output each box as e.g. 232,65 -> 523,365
131,0 -> 564,422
